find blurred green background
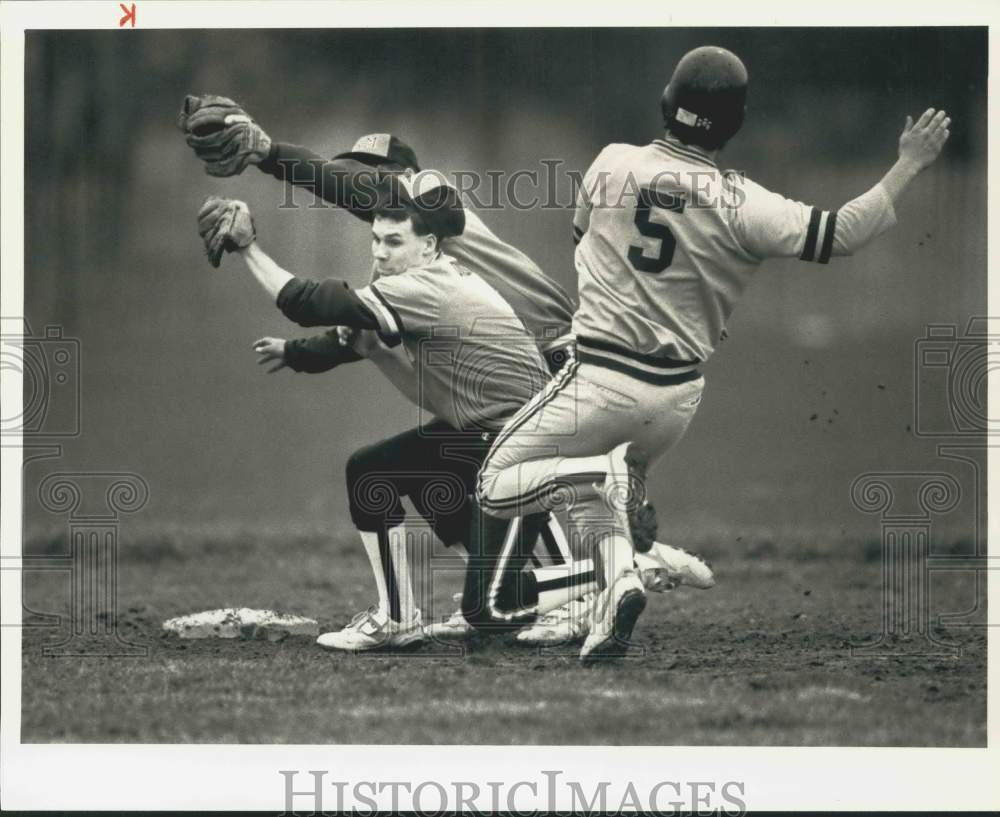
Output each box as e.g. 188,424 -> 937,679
23,28 -> 987,543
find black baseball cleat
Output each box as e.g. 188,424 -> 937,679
602,442 -> 659,554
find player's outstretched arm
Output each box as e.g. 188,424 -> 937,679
197,196 -> 384,330
178,95 -> 380,218
823,108 -> 950,258
256,143 -> 382,222
234,244 -> 382,331
732,108 -> 950,263
879,108 -> 951,202
254,332 -> 363,374
238,242 -> 295,300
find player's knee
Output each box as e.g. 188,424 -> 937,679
345,443 -> 403,530
432,509 -> 470,549
345,443 -> 380,486
474,470 -> 502,509
475,465 -> 526,518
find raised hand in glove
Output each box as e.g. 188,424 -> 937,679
197,196 -> 256,268
178,94 -> 272,177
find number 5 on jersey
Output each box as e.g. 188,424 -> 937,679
628,187 -> 685,274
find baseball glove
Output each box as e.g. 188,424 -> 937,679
178,94 -> 272,177
197,196 -> 256,268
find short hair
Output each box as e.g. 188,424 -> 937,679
373,198 -> 441,244
372,174 -> 465,245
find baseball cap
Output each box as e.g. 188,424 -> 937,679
334,133 -> 421,171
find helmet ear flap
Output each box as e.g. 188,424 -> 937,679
662,85 -> 746,150
660,83 -> 675,129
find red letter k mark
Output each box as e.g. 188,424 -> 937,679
119,3 -> 136,27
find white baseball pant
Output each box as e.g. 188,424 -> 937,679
476,355 -> 704,560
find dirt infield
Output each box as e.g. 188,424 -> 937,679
20,527 -> 985,745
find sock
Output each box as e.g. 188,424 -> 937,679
597,533 -> 634,588
359,530 -> 391,616
387,525 -> 418,624
530,558 -> 598,614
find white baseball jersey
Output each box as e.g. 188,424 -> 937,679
356,254 -> 550,432
448,209 -> 575,355
572,137 -> 878,378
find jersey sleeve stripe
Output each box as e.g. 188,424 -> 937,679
799,207 -> 822,261
357,285 -> 403,346
817,210 -> 838,264
369,284 -> 405,336
573,225 -> 585,245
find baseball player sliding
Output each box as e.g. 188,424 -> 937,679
193,176 -> 649,650
178,96 -> 716,648
476,46 -> 950,662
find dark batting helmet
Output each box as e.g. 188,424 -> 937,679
661,46 -> 748,150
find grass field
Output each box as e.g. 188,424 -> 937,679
20,525 -> 986,745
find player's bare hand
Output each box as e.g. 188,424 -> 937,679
336,326 -> 356,347
252,336 -> 287,373
899,108 -> 950,171
336,325 -> 381,357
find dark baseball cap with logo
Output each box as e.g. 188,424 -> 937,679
334,133 -> 421,171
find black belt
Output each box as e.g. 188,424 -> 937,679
577,337 -> 701,386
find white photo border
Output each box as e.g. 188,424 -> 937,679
1,1 -> 997,811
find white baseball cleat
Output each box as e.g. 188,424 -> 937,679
424,609 -> 475,641
579,570 -> 647,663
316,606 -> 425,652
637,542 -> 716,591
424,593 -> 475,641
515,595 -> 594,646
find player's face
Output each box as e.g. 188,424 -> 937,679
371,216 -> 436,276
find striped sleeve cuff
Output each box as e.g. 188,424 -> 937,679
573,224 -> 585,245
356,285 -> 403,347
799,207 -> 839,264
